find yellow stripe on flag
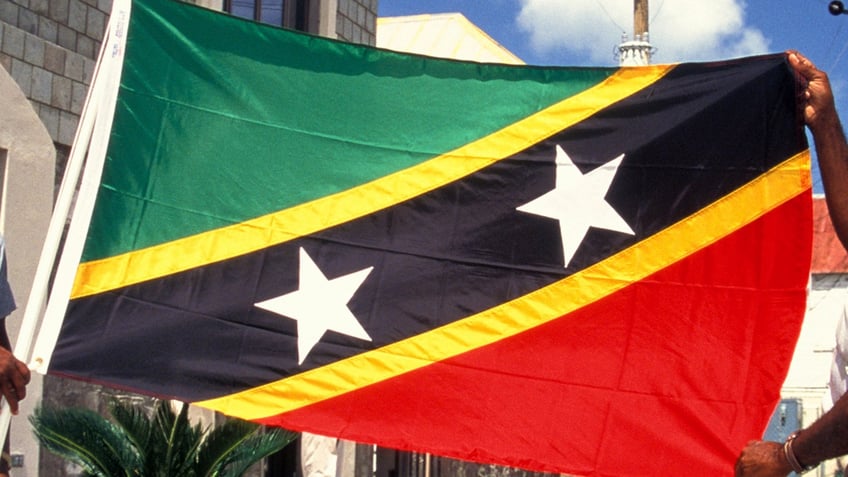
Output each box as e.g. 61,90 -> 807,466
195,150 -> 811,420
72,65 -> 675,299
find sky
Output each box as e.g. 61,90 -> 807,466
378,0 -> 848,193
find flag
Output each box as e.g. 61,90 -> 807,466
30,0 -> 813,474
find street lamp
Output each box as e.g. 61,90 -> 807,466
831,0 -> 848,15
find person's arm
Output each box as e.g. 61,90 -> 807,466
788,48 -> 848,469
735,51 -> 848,477
0,323 -> 27,477
736,392 -> 848,476
0,325 -> 27,417
791,392 -> 848,467
789,51 -> 848,248
735,440 -> 791,476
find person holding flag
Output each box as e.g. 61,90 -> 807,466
0,237 -> 30,477
735,50 -> 848,476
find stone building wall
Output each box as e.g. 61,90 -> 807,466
0,0 -> 104,148
336,0 -> 376,45
0,0 -> 377,153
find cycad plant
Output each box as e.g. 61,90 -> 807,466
30,398 -> 297,477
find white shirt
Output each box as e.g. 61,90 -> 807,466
825,301 -> 848,410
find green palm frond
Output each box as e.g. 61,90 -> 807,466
110,399 -> 152,449
154,401 -> 203,477
213,427 -> 297,477
31,397 -> 296,477
196,420 -> 296,477
195,419 -> 256,477
30,405 -> 143,477
109,399 -> 153,473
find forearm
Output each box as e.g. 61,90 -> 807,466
792,393 -> 848,467
811,103 -> 848,250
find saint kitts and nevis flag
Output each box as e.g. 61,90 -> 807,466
23,0 -> 813,474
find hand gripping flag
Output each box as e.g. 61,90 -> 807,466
27,0 -> 812,474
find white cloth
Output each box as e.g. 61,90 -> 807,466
301,432 -> 339,477
825,301 -> 848,411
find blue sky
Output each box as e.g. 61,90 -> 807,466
378,0 -> 848,193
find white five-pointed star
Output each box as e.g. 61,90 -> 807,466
255,247 -> 373,364
517,144 -> 634,267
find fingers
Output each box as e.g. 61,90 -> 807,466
735,454 -> 745,476
788,50 -> 828,87
788,51 -> 817,81
9,362 -> 28,402
734,440 -> 792,477
735,441 -> 758,476
0,376 -> 19,415
787,50 -> 813,69
14,360 -> 29,386
0,357 -> 30,415
785,50 -> 838,130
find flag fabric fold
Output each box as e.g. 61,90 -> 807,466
33,0 -> 812,474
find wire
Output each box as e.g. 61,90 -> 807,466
651,0 -> 665,24
828,18 -> 848,70
593,0 -> 627,34
832,39 -> 848,71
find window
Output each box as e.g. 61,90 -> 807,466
225,0 -> 309,31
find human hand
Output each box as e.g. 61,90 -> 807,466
735,440 -> 792,477
787,50 -> 839,132
0,347 -> 29,415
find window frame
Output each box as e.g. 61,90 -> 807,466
223,0 -> 302,29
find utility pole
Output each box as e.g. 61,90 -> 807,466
618,0 -> 653,66
634,0 -> 649,47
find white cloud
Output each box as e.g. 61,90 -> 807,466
517,0 -> 770,64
